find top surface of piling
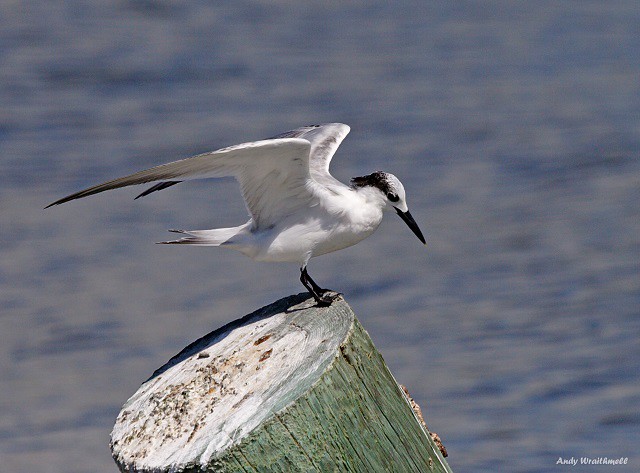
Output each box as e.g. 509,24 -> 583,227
110,293 -> 354,471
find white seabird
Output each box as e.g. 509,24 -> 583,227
47,123 -> 426,305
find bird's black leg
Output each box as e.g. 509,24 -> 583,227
300,266 -> 337,307
305,268 -> 326,295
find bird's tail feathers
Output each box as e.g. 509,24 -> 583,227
158,226 -> 245,246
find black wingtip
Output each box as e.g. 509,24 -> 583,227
134,181 -> 181,200
44,188 -> 101,209
44,198 -> 67,209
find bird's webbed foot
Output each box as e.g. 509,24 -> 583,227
314,291 -> 341,307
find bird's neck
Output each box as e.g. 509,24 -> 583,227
353,186 -> 387,212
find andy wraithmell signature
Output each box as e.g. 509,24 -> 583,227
556,457 -> 628,466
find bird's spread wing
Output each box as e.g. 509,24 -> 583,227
46,138 -> 314,229
126,123 -> 349,200
269,123 -> 350,186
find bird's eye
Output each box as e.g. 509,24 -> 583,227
387,192 -> 399,202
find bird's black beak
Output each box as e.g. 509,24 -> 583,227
395,208 -> 426,245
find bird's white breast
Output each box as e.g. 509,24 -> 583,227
247,189 -> 384,264
307,189 -> 384,258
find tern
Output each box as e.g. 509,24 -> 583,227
46,123 -> 425,306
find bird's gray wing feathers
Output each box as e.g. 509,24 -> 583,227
134,123 -> 350,200
46,138 -> 314,229
269,123 -> 350,186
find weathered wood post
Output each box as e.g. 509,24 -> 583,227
110,293 -> 453,472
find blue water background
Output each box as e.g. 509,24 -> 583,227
1,2 -> 639,472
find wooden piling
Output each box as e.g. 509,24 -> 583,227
110,293 -> 453,472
